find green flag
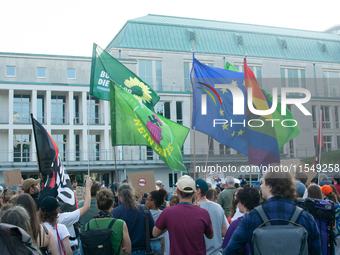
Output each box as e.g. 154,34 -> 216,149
90,43 -> 160,110
224,62 -> 301,150
110,82 -> 189,172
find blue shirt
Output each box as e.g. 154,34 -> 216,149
111,203 -> 154,251
224,197 -> 321,255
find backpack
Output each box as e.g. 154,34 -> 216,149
0,223 -> 41,255
251,205 -> 308,255
296,198 -> 337,255
80,218 -> 120,255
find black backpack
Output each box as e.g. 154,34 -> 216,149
0,223 -> 41,255
80,218 -> 120,255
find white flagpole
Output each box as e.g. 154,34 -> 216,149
317,109 -> 322,184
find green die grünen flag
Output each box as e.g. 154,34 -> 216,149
90,43 -> 160,111
110,81 -> 189,173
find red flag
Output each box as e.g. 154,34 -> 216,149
31,115 -> 78,212
312,110 -> 324,166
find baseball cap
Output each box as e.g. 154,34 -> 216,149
176,175 -> 195,193
22,178 -> 41,192
196,178 -> 209,191
40,196 -> 63,212
320,185 -> 333,196
295,181 -> 306,197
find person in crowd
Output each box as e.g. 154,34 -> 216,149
1,205 -> 40,249
217,176 -> 236,217
15,193 -> 58,255
307,184 -> 323,199
295,172 -> 308,198
58,177 -> 92,255
228,187 -> 243,223
155,180 -> 163,190
333,174 -> 340,195
206,189 -> 218,202
222,186 -> 260,254
40,196 -> 72,255
22,178 -> 41,210
72,180 -> 77,191
112,183 -> 154,255
320,184 -> 340,254
295,181 -> 306,201
145,188 -> 167,255
196,178 -> 227,255
102,181 -> 106,187
331,185 -> 340,202
163,194 -> 179,255
224,171 -> 321,255
153,175 -> 213,255
240,175 -> 247,187
310,177 -> 318,186
85,188 -> 131,255
319,174 -> 332,187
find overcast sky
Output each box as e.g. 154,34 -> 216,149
1,0 -> 339,57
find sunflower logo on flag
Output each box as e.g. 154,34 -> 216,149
124,77 -> 152,104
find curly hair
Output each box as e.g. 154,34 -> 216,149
39,207 -> 61,227
307,184 -> 322,200
149,189 -> 167,208
96,188 -> 114,211
117,183 -> 138,210
236,187 -> 260,211
264,171 -> 296,200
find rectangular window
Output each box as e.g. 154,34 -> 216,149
335,106 -> 339,129
13,94 -> 31,123
51,95 -> 66,124
147,146 -> 153,160
75,134 -> 80,161
169,173 -> 178,187
13,134 -> 31,162
67,68 -> 76,79
37,95 -> 45,123
139,60 -> 162,91
321,106 -> 331,129
6,66 -> 15,77
208,136 -> 214,154
323,71 -> 340,98
88,134 -> 100,160
323,136 -> 332,152
157,102 -> 171,119
52,134 -> 67,161
176,102 -> 183,124
219,144 -> 230,155
73,96 -> 81,124
280,68 -> 306,96
87,96 -> 100,124
37,67 -> 46,78
312,106 -> 317,129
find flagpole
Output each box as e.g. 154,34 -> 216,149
87,94 -> 91,178
318,109 -> 323,184
192,40 -> 197,201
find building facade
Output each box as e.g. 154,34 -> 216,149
1,14 -> 340,187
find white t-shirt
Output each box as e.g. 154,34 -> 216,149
58,209 -> 80,247
43,222 -> 70,254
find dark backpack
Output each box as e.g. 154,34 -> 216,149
0,223 -> 41,255
296,198 -> 337,255
80,218 -> 120,255
251,205 -> 308,255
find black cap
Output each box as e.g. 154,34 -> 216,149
40,196 -> 63,212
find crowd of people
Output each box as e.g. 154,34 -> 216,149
1,171 -> 340,254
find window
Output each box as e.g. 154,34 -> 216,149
289,140 -> 294,157
337,136 -> 340,149
335,106 -> 339,129
88,134 -> 100,160
219,144 -> 230,154
52,134 -> 66,161
13,134 -> 30,162
321,106 -> 331,129
67,68 -> 76,79
147,146 -> 153,160
208,136 -> 214,154
312,106 -> 317,128
323,136 -> 332,152
75,134 -> 80,161
169,173 -> 178,187
74,96 -> 81,124
157,102 -> 171,119
323,71 -> 340,98
234,65 -> 262,87
87,96 -> 100,124
37,95 -> 45,123
37,67 -> 46,78
138,60 -> 162,91
13,94 -> 30,123
51,95 -> 66,124
281,68 -> 306,96
6,66 -> 15,77
176,102 -> 182,124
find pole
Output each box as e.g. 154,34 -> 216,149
318,109 -> 323,184
87,94 -> 91,177
192,40 -> 197,202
